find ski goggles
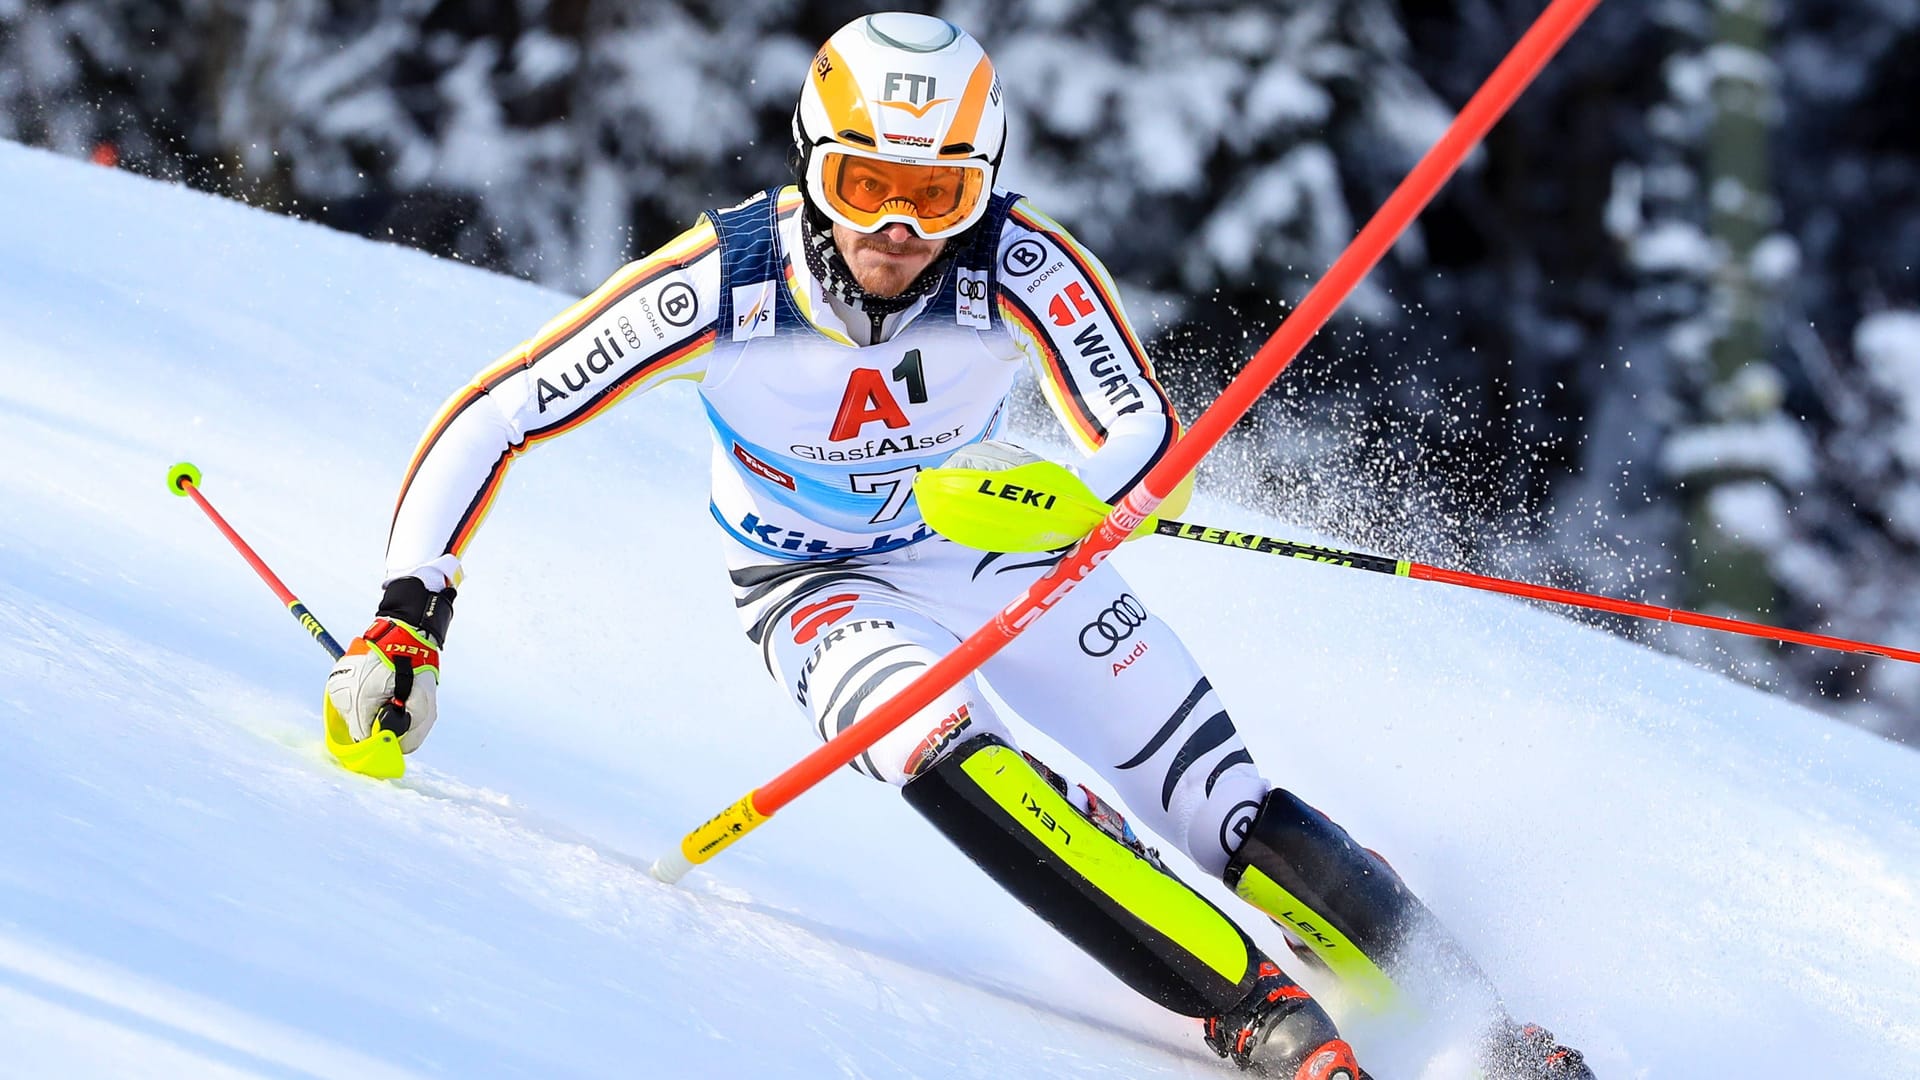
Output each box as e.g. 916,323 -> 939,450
807,145 -> 992,240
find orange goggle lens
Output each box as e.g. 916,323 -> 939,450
817,151 -> 987,237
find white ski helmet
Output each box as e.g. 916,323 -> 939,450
793,12 -> 1005,240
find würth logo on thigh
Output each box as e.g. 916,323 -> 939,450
1078,593 -> 1146,657
790,593 -> 859,645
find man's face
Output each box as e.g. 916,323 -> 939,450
832,221 -> 947,299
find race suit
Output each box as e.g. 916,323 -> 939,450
382,186 -> 1272,876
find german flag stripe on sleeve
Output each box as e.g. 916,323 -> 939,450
389,221 -> 719,546
441,330 -> 714,557
999,290 -> 1104,449
1005,203 -> 1172,413
1110,414 -> 1180,502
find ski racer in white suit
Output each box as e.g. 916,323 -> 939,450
325,13 -> 1593,1079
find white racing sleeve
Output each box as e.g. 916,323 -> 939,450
993,199 -> 1183,507
384,219 -> 724,589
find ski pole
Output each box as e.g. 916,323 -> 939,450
911,461 -> 1920,665
168,462 -> 403,778
167,462 -> 344,659
650,0 -> 1606,884
1149,518 -> 1920,664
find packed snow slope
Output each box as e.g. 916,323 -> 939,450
2,141 -> 1918,1079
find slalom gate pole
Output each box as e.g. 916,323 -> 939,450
166,462 -> 346,660
651,0 -> 1607,884
1150,519 -> 1920,664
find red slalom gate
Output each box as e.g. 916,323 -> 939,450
652,0 -> 1608,883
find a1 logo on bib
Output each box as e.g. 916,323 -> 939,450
955,267 -> 990,329
731,280 -> 778,342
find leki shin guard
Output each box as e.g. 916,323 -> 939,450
902,734 -> 1256,1016
1224,788 -> 1491,1008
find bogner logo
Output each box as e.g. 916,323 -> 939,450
731,281 -> 776,342
955,267 -> 990,329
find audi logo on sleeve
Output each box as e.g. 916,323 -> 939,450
1078,593 -> 1147,656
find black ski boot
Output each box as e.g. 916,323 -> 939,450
1482,1018 -> 1595,1079
1201,959 -> 1370,1079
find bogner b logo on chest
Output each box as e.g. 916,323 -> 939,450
829,349 -> 929,441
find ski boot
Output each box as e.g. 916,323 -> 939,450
1482,1018 -> 1594,1079
1202,959 -> 1369,1078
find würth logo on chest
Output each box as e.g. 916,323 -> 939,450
829,350 -> 929,441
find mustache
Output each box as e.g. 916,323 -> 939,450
851,238 -> 931,255
848,230 -> 942,256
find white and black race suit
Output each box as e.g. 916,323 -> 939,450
382,186 -> 1271,875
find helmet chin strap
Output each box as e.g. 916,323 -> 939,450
799,202 -> 960,342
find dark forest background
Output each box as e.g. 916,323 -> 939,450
5,0 -> 1917,742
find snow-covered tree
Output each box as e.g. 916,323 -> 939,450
5,0 -> 1919,740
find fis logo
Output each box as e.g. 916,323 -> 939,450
731,281 -> 777,342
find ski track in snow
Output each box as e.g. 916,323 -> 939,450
3,141 -> 1920,1078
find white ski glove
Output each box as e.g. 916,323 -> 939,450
942,439 -> 1047,472
323,578 -> 454,754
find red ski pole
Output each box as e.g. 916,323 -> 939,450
167,461 -> 344,659
169,462 -> 405,779
1146,519 -> 1920,663
653,0 -> 1606,883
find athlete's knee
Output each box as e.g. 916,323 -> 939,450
1104,677 -> 1271,878
830,684 -> 1012,786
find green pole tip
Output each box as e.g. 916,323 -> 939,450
167,461 -> 202,496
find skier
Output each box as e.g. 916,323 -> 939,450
324,13 -> 1593,1078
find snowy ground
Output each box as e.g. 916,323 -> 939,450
2,141 -> 1918,1078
